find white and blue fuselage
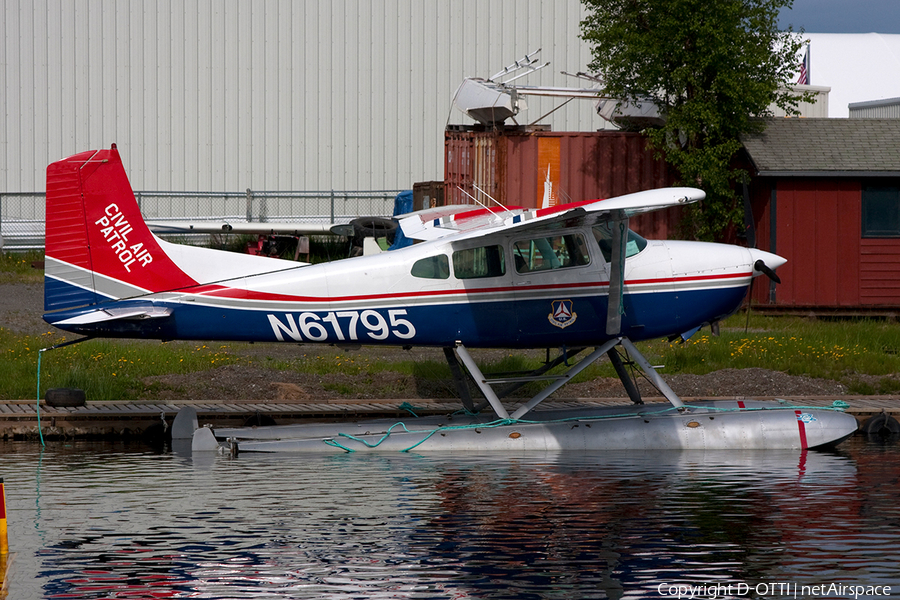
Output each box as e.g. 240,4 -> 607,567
46,224 -> 779,348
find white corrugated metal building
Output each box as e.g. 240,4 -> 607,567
804,33 -> 900,117
1,0 -> 596,193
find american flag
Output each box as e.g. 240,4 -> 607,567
797,45 -> 810,85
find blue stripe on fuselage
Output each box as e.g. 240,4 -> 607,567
44,279 -> 749,347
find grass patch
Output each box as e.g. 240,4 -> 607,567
0,250 -> 44,284
624,314 -> 900,392
1,329 -> 241,400
4,314 -> 900,401
10,312 -> 896,400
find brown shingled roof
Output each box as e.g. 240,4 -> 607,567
740,118 -> 900,176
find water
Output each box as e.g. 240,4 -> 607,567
2,436 -> 899,599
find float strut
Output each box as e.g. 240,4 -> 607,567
510,339 -> 619,420
619,338 -> 685,410
608,348 -> 643,405
453,343 -> 510,419
442,347 -> 477,412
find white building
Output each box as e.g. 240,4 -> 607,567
1,0 -> 595,193
804,33 -> 900,117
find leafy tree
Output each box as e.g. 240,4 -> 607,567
580,0 -> 807,240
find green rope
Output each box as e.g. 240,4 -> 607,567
325,418 -> 522,453
680,402 -> 851,414
323,438 -> 358,452
398,402 -> 422,417
398,429 -> 440,452
450,407 -> 482,417
35,336 -> 92,448
36,350 -> 46,447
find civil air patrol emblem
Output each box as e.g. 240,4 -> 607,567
548,299 -> 577,329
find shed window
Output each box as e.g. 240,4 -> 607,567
452,245 -> 506,279
862,184 -> 900,237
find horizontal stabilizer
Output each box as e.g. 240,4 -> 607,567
54,306 -> 173,326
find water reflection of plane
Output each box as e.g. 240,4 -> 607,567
30,444 -> 900,599
421,450 -> 860,598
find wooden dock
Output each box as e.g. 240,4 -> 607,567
2,396 -> 899,440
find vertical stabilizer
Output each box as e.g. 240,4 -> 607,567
44,145 -> 198,311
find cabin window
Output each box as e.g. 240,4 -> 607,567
592,223 -> 648,262
452,245 -> 506,279
512,233 -> 591,273
862,183 -> 900,237
411,255 -> 450,279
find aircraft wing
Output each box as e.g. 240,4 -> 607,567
399,187 -> 704,242
146,221 -> 335,235
147,206 -> 487,237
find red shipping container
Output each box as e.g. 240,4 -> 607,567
444,128 -> 680,239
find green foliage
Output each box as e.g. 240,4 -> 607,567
580,0 -> 808,240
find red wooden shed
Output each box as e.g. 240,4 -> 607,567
742,118 -> 900,314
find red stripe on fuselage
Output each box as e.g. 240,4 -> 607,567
182,271 -> 753,304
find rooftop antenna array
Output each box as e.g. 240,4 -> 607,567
491,49 -> 550,85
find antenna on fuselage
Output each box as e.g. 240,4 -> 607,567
456,186 -> 507,224
472,183 -> 515,217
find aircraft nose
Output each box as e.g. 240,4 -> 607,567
748,248 -> 786,282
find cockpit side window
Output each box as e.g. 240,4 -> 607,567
452,245 -> 506,279
592,223 -> 648,262
411,255 -> 450,279
512,233 -> 591,273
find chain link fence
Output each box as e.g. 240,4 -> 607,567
1,190 -> 401,251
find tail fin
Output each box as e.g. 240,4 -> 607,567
45,145 -> 198,311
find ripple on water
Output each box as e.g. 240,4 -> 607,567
1,438 -> 898,599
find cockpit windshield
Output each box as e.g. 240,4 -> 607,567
592,223 -> 648,262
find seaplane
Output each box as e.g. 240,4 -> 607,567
42,145 -> 858,453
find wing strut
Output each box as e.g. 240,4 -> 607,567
606,212 -> 628,335
451,338 -> 686,420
